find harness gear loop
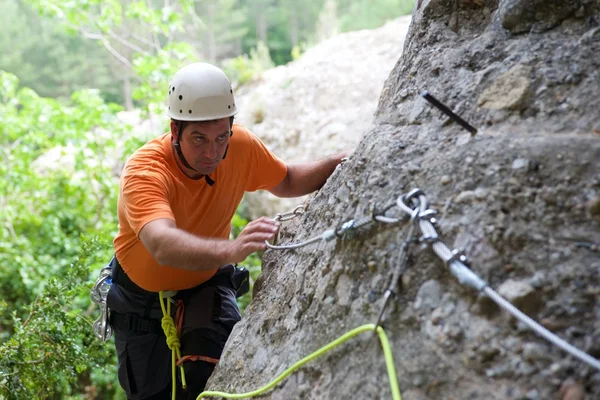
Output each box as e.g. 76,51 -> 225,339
177,355 -> 220,366
159,290 -> 187,399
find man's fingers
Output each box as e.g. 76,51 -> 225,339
234,231 -> 276,252
244,231 -> 277,244
243,219 -> 279,234
249,216 -> 278,226
230,217 -> 281,262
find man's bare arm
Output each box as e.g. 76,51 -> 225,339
139,217 -> 279,270
269,151 -> 349,198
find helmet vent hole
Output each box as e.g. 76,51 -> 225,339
189,110 -> 192,114
179,95 -> 183,100
180,109 -> 182,113
228,105 -> 231,109
230,89 -> 233,94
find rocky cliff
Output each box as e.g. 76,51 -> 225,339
235,16 -> 412,219
208,1 -> 600,399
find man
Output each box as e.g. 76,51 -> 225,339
106,62 -> 348,400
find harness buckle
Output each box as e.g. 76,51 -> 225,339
138,318 -> 152,333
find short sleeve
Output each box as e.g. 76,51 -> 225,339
121,166 -> 175,236
243,128 -> 288,192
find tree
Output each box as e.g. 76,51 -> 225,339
24,0 -> 199,110
0,0 -> 120,103
315,0 -> 339,42
0,71 -> 128,397
337,0 -> 414,31
189,0 -> 248,63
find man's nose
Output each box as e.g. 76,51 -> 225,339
203,142 -> 218,159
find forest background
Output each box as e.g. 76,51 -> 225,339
0,0 -> 414,398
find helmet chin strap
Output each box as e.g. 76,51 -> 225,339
174,121 -> 215,186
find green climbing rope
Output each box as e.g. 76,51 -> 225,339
197,323 -> 402,400
159,291 -> 187,400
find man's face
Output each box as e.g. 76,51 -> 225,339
174,118 -> 231,176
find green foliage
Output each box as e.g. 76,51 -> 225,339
132,43 -> 198,115
24,0 -> 197,111
190,0 -> 249,62
0,69 -> 269,397
0,0 -> 121,103
0,71 -> 127,398
240,0 -> 326,66
222,41 -> 274,86
291,45 -> 304,61
0,241 -> 119,399
337,0 -> 414,32
4,0 -> 414,108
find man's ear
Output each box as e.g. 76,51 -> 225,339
170,120 -> 179,140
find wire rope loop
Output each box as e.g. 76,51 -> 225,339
404,188 -> 425,204
265,235 -> 322,250
409,208 -> 420,224
396,190 -> 427,217
374,215 -> 401,224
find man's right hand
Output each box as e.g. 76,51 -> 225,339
226,217 -> 280,264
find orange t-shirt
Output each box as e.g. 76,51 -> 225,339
113,124 -> 287,291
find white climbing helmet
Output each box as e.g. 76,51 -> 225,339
167,62 -> 237,121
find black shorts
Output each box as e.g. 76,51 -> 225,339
107,265 -> 242,400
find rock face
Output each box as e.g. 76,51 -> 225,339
235,17 -> 412,219
208,1 -> 600,399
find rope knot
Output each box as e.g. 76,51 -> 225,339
161,315 -> 181,351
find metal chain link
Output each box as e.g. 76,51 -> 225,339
263,188 -> 600,372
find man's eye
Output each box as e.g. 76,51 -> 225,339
217,136 -> 227,143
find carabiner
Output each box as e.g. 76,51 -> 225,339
274,205 -> 305,222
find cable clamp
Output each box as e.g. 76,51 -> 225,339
322,229 -> 337,241
419,234 -> 439,244
417,209 -> 438,227
336,219 -> 356,237
446,248 -> 469,267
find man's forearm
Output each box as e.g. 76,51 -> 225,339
272,152 -> 347,198
154,227 -> 231,270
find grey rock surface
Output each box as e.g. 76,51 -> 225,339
234,17 -> 412,219
207,1 -> 600,399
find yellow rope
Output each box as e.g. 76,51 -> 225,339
159,291 -> 187,400
197,323 -> 402,400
